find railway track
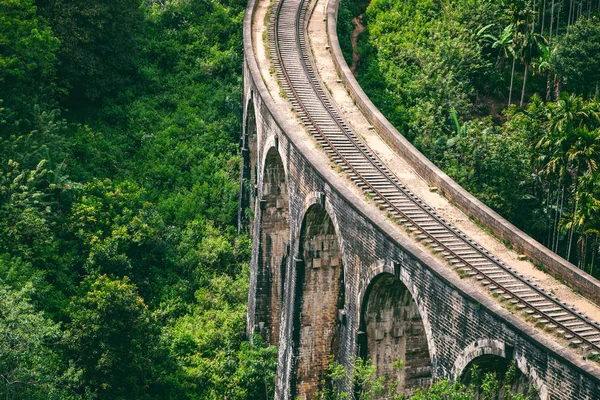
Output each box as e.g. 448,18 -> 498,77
268,0 -> 600,355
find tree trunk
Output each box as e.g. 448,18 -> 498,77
552,186 -> 561,252
546,73 -> 553,101
591,238 -> 597,275
509,56 -> 516,107
555,185 -> 565,253
559,0 -> 564,34
583,235 -> 588,270
520,64 -> 528,107
496,53 -> 504,71
568,0 -> 573,27
542,0 -> 547,34
546,185 -> 553,247
567,198 -> 578,261
550,0 -> 556,42
555,1 -> 565,35
532,0 -> 537,33
559,186 -> 566,252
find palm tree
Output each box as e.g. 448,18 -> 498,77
491,23 -> 520,107
578,172 -> 600,274
565,110 -> 600,258
536,95 -> 577,251
545,95 -> 600,186
520,30 -> 547,107
559,171 -> 600,272
566,129 -> 600,178
541,95 -> 600,257
502,0 -> 542,107
492,23 -> 515,71
536,137 -> 567,251
533,43 -> 555,101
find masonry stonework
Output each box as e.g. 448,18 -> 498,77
292,204 -> 344,399
242,0 -> 600,398
254,148 -> 290,345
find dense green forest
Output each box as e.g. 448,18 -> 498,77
340,0 -> 600,277
0,0 -> 279,398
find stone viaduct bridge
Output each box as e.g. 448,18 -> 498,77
239,0 -> 600,398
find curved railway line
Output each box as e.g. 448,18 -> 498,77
268,0 -> 600,355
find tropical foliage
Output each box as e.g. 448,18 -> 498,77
317,357 -> 535,400
0,0 -> 278,398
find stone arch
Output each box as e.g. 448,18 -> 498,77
355,261 -> 394,317
254,146 -> 290,346
239,94 -> 259,231
453,339 -> 544,400
292,202 -> 345,400
358,271 -> 433,398
258,134 -> 287,182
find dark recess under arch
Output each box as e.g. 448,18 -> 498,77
460,354 -> 539,399
238,98 -> 258,232
358,272 -> 432,398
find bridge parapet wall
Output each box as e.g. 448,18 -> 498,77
242,0 -> 600,398
325,0 -> 600,306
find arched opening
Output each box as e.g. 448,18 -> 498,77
254,147 -> 289,345
460,354 -> 538,399
238,98 -> 258,232
358,273 -> 432,398
292,204 -> 345,399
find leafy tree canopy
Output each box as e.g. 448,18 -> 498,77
0,0 -> 59,122
552,16 -> 600,97
37,0 -> 143,105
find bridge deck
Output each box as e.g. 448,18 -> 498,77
252,0 -> 600,359
309,0 -> 600,330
